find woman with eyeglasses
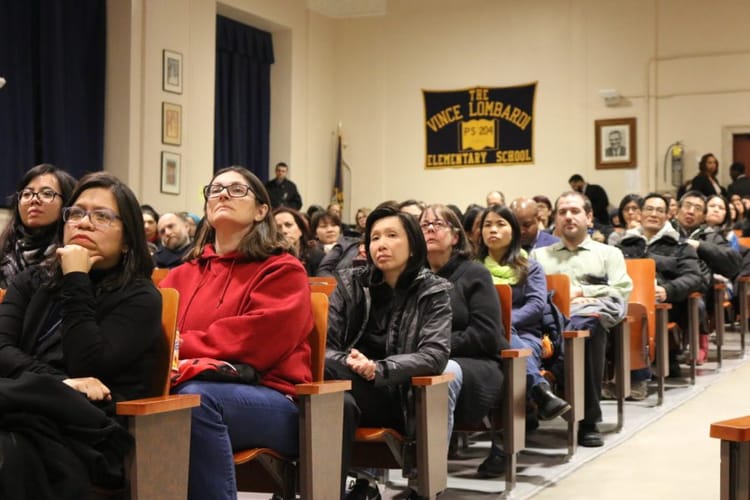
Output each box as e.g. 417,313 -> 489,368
160,166 -> 312,500
0,164 -> 76,288
325,203 -> 451,498
419,204 -> 508,453
607,194 -> 643,246
0,172 -> 164,496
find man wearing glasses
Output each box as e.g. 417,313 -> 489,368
617,193 -> 706,377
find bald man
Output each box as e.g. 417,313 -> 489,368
486,190 -> 505,206
510,197 -> 559,252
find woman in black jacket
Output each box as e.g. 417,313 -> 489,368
0,163 -> 76,288
421,204 -> 507,428
689,153 -> 728,198
0,172 -> 164,498
325,203 -> 451,499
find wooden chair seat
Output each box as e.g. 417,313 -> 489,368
234,448 -> 288,465
545,275 -> 593,448
355,427 -> 406,442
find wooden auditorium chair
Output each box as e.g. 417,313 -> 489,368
233,292 -> 351,499
151,267 -> 170,286
450,284 -> 530,494
625,258 -> 671,405
98,287 -> 201,499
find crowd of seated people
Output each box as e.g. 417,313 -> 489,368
5,155 -> 750,499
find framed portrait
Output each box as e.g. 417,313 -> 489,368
162,102 -> 182,146
162,50 -> 183,94
161,151 -> 181,195
595,117 -> 637,169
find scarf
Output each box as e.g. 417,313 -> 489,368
0,224 -> 57,286
483,249 -> 528,285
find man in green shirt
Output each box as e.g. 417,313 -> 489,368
531,191 -> 632,447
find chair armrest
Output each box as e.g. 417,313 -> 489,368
411,373 -> 453,386
710,416 -> 750,442
501,348 -> 531,359
116,394 -> 200,416
563,329 -> 590,339
296,380 -> 351,396
655,302 -> 672,311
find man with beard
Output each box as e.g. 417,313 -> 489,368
531,191 -> 632,447
154,212 -> 192,268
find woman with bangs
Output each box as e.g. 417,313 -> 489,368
162,166 -> 313,500
325,203 -> 451,499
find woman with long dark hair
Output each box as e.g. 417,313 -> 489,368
475,204 -> 570,476
0,164 -> 76,287
162,166 -> 312,500
274,206 -> 325,275
325,203 -> 451,498
0,172 -> 163,497
689,153 -> 728,198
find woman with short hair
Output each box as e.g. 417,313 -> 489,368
325,203 -> 451,498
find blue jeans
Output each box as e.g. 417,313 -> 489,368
444,359 -> 463,441
510,331 -> 545,397
174,381 -> 299,500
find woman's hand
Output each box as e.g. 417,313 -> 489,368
346,348 -> 377,381
56,244 -> 103,274
63,377 -> 112,401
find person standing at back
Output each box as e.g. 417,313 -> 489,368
265,162 -> 302,210
568,174 -> 610,226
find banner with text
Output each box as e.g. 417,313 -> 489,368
423,83 -> 536,169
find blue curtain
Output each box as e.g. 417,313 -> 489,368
0,0 -> 105,205
214,16 -> 274,180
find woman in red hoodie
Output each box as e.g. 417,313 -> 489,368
161,166 -> 313,500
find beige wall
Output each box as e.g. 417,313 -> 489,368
103,0 -> 750,223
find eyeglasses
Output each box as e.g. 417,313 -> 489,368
642,206 -> 667,214
18,188 -> 62,204
203,183 -> 253,199
419,220 -> 451,232
681,201 -> 705,212
62,206 -> 122,228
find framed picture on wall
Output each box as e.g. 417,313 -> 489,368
162,102 -> 182,145
595,117 -> 637,169
162,49 -> 183,94
161,151 -> 181,194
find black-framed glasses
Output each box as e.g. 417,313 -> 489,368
203,183 -> 254,199
419,220 -> 451,232
18,188 -> 62,204
62,206 -> 122,228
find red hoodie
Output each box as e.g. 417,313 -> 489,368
160,245 -> 312,396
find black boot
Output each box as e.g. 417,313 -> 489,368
531,382 -> 571,421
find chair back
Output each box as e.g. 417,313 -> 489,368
309,292 -> 329,382
494,284 -> 512,342
0,288 -> 5,303
545,274 -> 571,316
156,288 -> 180,396
152,268 -> 170,286
625,258 -> 657,367
739,237 -> 750,249
309,277 -> 337,296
